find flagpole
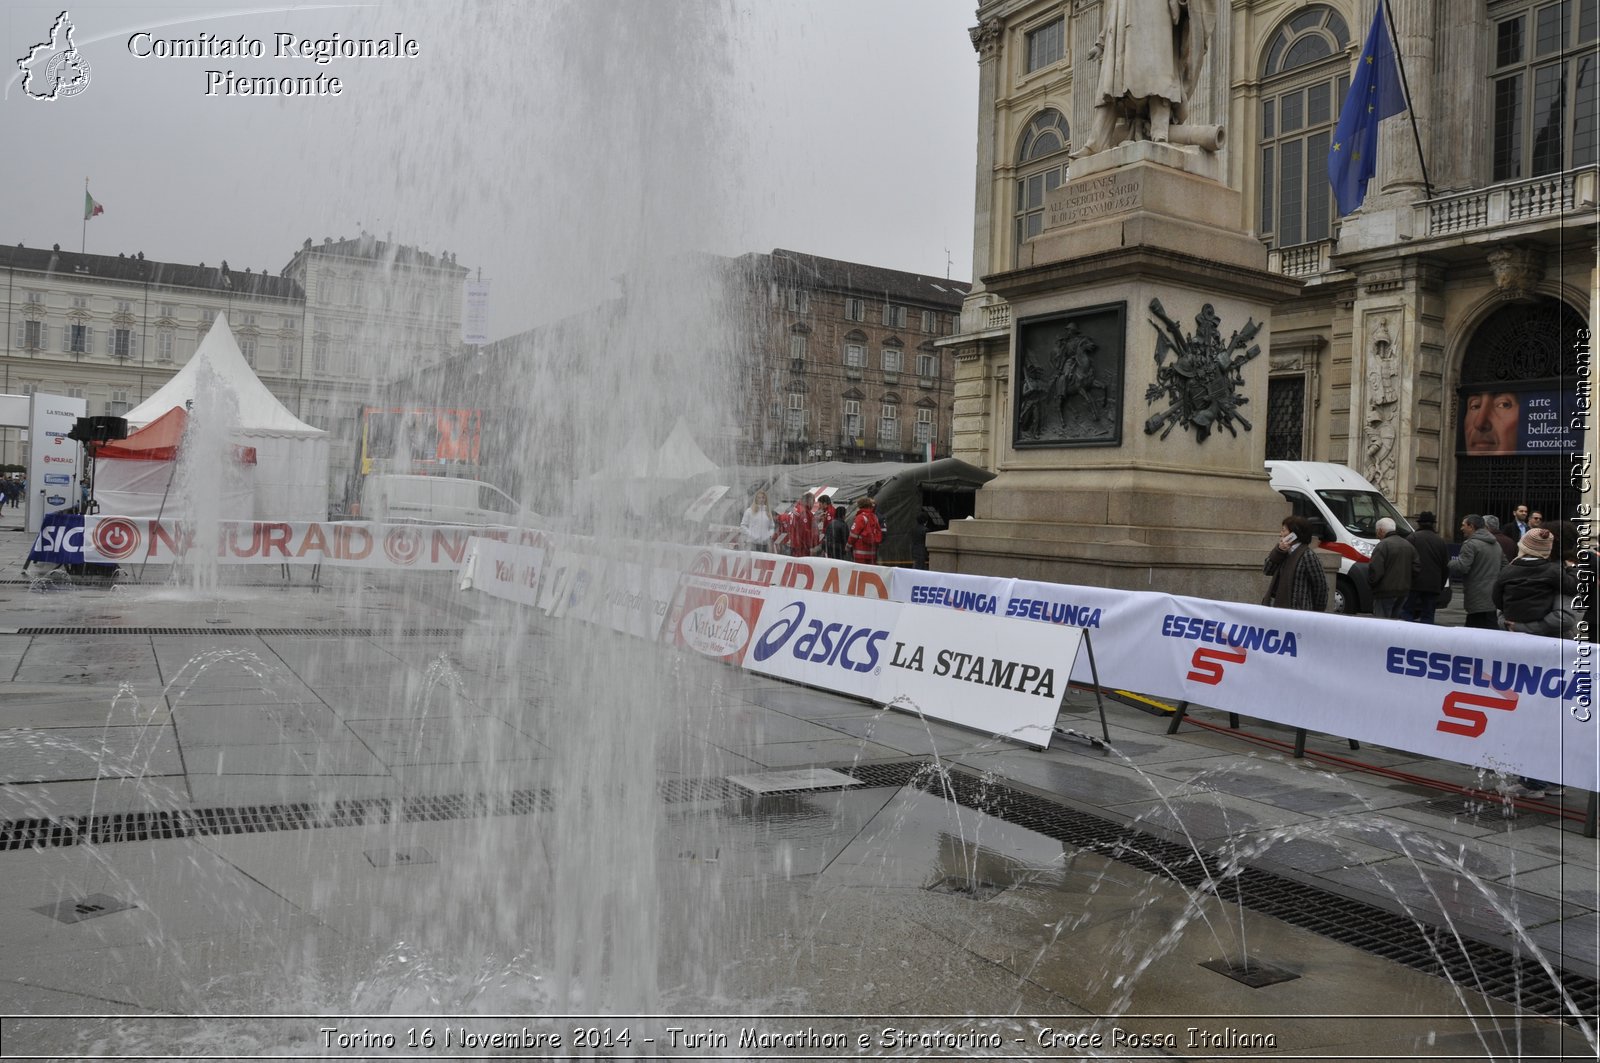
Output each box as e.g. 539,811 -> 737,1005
1381,0 -> 1433,200
81,177 -> 88,255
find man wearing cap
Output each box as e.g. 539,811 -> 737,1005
1449,515 -> 1505,629
1401,511 -> 1452,624
1485,514 -> 1517,562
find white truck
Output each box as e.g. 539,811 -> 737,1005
359,474 -> 542,528
1265,461 -> 1414,615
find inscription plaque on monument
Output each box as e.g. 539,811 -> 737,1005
1014,303 -> 1125,448
1045,172 -> 1143,229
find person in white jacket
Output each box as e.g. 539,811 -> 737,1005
739,490 -> 775,552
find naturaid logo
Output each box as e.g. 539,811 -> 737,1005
17,11 -> 92,101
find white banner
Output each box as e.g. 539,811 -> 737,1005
462,280 -> 491,346
977,583 -> 1596,792
744,587 -> 900,702
459,537 -> 547,608
31,516 -> 547,570
884,605 -> 1083,749
27,392 -> 86,534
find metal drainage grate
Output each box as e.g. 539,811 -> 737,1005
32,893 -> 136,924
851,761 -> 1599,1029
11,627 -> 466,637
0,778 -> 751,854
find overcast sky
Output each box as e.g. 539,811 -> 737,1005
2,1 -> 980,338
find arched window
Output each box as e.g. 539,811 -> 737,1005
1491,1 -> 1599,181
1014,109 -> 1071,264
1258,7 -> 1350,247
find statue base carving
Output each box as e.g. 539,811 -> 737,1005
944,158 -> 1304,602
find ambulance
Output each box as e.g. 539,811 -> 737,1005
1265,461 -> 1414,615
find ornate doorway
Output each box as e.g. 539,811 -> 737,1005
1452,297 -> 1587,523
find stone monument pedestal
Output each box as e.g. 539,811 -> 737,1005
938,148 -> 1309,602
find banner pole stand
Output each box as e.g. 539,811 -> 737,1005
1053,628 -> 1112,754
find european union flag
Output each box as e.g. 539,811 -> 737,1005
1328,3 -> 1408,217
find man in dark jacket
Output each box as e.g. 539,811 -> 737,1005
1401,511 -> 1452,624
1449,514 -> 1506,629
1366,517 -> 1417,618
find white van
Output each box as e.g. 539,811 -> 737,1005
1265,461 -> 1414,615
359,474 -> 541,527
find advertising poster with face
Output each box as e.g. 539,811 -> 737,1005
1457,385 -> 1581,456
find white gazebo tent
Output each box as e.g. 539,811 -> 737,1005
122,315 -> 330,520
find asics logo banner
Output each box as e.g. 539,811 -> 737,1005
751,601 -> 887,673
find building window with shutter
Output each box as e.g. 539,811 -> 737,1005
915,407 -> 935,444
843,399 -> 862,439
882,347 -> 903,374
157,329 -> 173,362
1026,16 -> 1064,72
69,324 -> 89,354
844,297 -> 865,322
916,351 -> 938,378
21,321 -> 45,350
111,328 -> 132,359
1266,376 -> 1307,460
240,336 -> 257,367
879,402 -> 899,444
845,343 -> 866,368
882,304 -> 907,328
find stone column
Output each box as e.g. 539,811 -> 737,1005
966,19 -> 1003,300
1381,0 -> 1432,196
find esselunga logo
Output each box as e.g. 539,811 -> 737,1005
17,11 -> 92,101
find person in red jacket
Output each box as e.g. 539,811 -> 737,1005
788,493 -> 817,557
847,496 -> 883,564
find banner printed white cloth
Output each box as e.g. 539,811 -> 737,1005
996,579 -> 1595,791
884,604 -> 1083,749
52,515 -> 544,570
743,587 -> 901,702
459,537 -> 547,608
889,568 -> 1015,616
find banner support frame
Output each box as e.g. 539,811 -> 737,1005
1053,628 -> 1112,754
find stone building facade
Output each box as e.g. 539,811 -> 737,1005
0,234 -> 468,496
733,249 -> 967,466
945,0 -> 1597,528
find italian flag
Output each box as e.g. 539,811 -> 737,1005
84,191 -> 104,220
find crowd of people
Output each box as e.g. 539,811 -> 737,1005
1264,503 -> 1585,641
740,489 -> 887,565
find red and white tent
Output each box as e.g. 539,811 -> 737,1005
90,406 -> 256,520
121,316 -> 329,519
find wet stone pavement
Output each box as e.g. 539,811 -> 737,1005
0,525 -> 1594,1060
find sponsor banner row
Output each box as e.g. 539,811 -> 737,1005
459,540 -> 1079,748
29,514 -> 547,570
890,569 -> 1596,791
669,581 -> 1077,747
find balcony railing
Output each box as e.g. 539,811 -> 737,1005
1426,166 -> 1595,237
982,304 -> 1011,330
1268,240 -> 1333,278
